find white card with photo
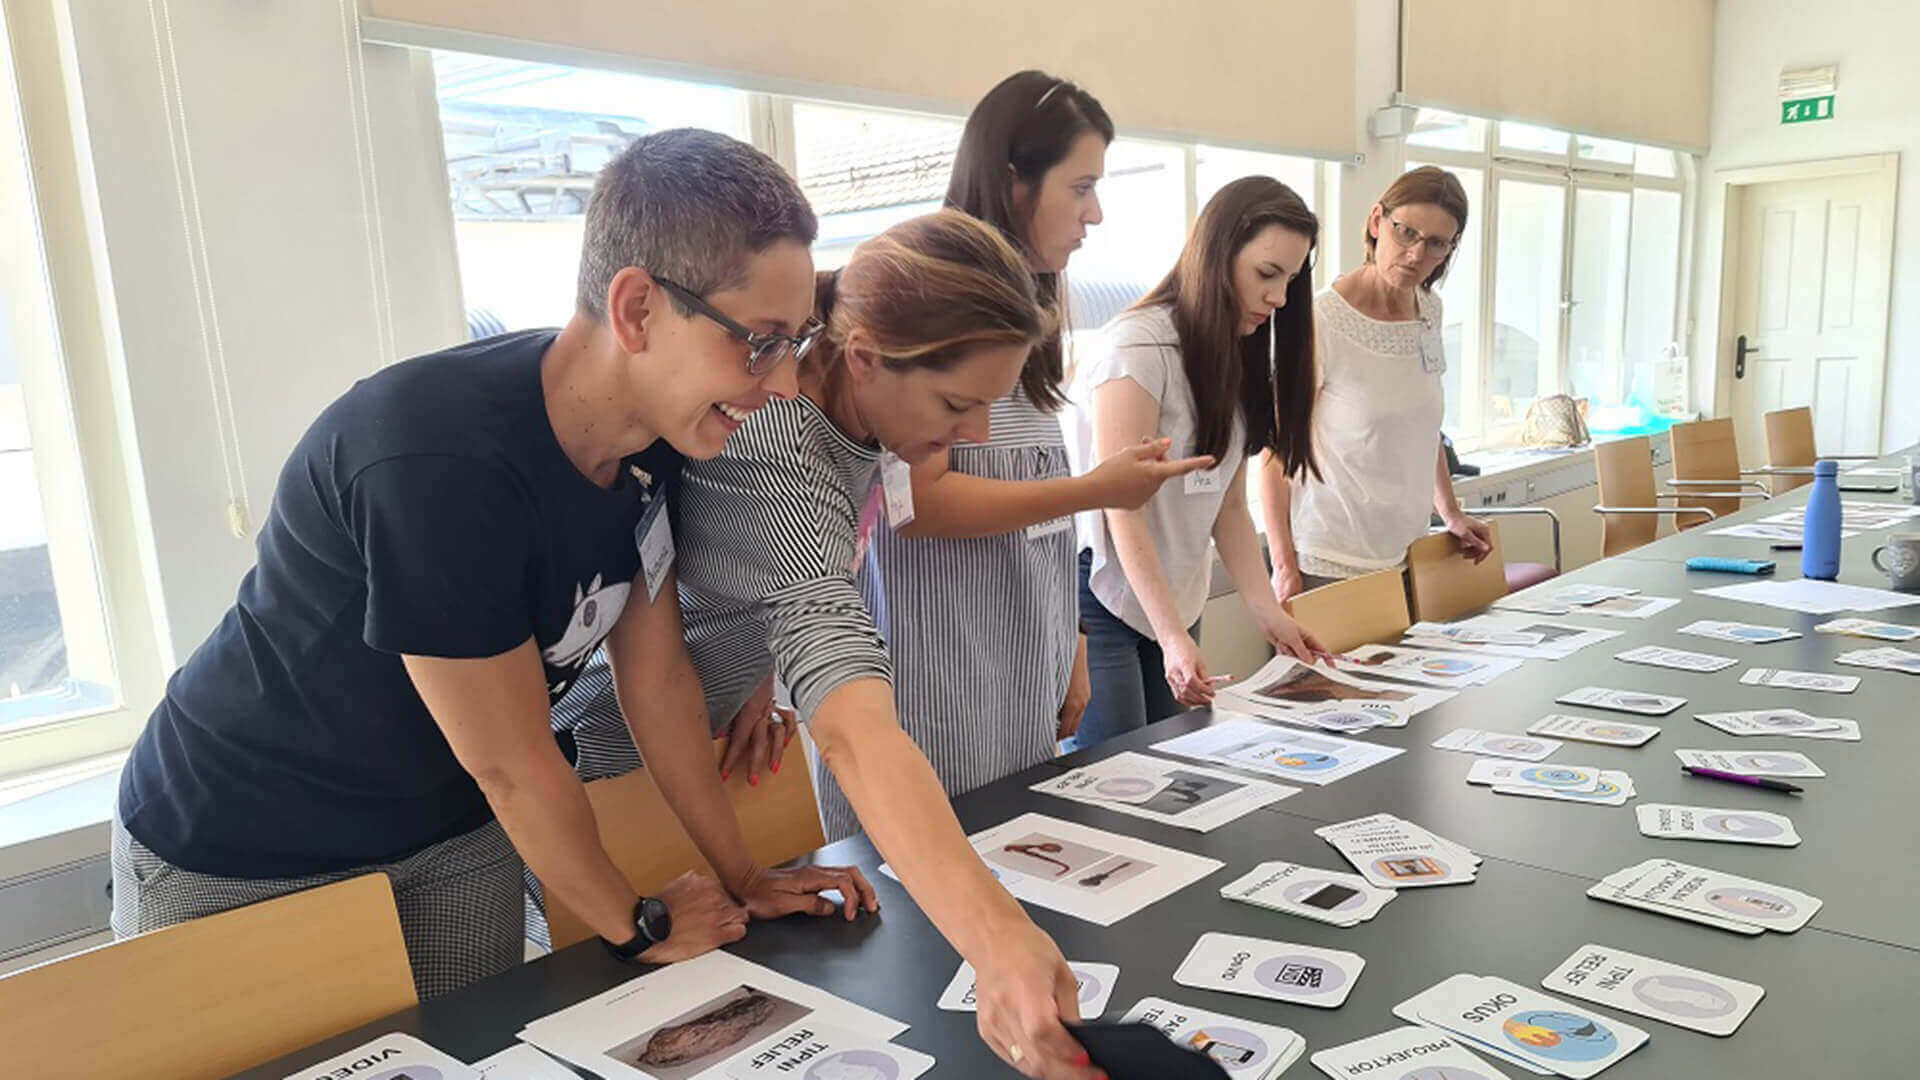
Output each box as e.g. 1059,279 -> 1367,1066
722,1022 -> 932,1080
1466,758 -> 1604,792
1834,646 -> 1920,675
938,960 -> 1117,1018
1216,655 -> 1456,723
1174,932 -> 1365,1008
1555,686 -> 1684,715
1543,944 -> 1762,1037
1614,645 -> 1738,673
1587,869 -> 1766,936
1491,595 -> 1574,616
1121,996 -> 1305,1080
1433,728 -> 1563,761
283,1034 -> 479,1080
1152,720 -> 1404,787
1218,860 -> 1395,927
1814,618 -> 1920,642
1693,710 -> 1860,741
1677,619 -> 1799,644
1635,803 -> 1800,846
1493,770 -> 1634,807
964,813 -> 1222,926
1527,714 -> 1660,747
1675,747 -> 1825,777
1317,814 -> 1480,888
1310,1025 -> 1513,1080
1738,667 -> 1860,693
1328,644 -> 1523,689
1405,621 -> 1546,646
1417,975 -> 1649,1080
517,952 -> 906,1080
1029,752 -> 1297,832
1408,616 -> 1623,660
472,1043 -> 579,1079
1550,584 -> 1639,606
1613,859 -> 1822,932
1391,976 -> 1550,1075
1585,594 -> 1682,619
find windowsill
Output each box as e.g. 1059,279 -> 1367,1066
0,754 -> 122,864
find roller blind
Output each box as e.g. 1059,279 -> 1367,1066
360,0 -> 1359,160
1401,0 -> 1713,154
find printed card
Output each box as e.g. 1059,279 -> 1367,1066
1585,594 -> 1681,619
1834,647 -> 1920,675
1433,728 -> 1563,761
1121,996 -> 1305,1080
1676,619 -> 1799,644
1738,668 -> 1860,693
1218,860 -> 1395,927
1675,748 -> 1825,778
1418,975 -> 1649,1080
1635,804 -> 1800,846
1693,710 -> 1859,741
1555,687 -> 1684,715
1392,976 -> 1549,1075
1493,770 -> 1634,807
1030,752 -> 1297,832
1544,944 -> 1762,1037
1174,932 -> 1364,1008
283,1034 -> 479,1080
723,1022 -> 932,1080
1614,860 -> 1822,932
1317,814 -> 1480,889
939,961 -> 1117,1018
1527,714 -> 1659,747
1310,1026 -> 1513,1080
1466,759 -> 1603,792
1814,618 -> 1920,642
1614,645 -> 1738,673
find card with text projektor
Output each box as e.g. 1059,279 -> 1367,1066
1173,932 -> 1364,1008
1635,803 -> 1800,846
1527,714 -> 1659,747
1310,1026 -> 1513,1080
1416,975 -> 1649,1079
1542,944 -> 1763,1037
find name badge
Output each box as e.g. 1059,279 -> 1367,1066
880,452 -> 916,528
1419,322 -> 1446,373
635,495 -> 674,603
1026,516 -> 1073,541
1184,466 -> 1224,495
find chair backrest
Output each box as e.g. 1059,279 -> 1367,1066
1593,435 -> 1662,556
1285,568 -> 1412,653
1762,406 -> 1817,494
543,735 -> 827,950
1405,520 -> 1508,623
0,873 -> 416,1079
1668,417 -> 1744,525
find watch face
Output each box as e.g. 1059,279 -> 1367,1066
640,896 -> 672,943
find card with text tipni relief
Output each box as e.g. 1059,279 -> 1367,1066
1543,944 -> 1762,1037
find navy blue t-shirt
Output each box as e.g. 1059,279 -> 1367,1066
119,330 -> 681,878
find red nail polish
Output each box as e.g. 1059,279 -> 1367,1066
721,771 -> 731,781
1074,1052 -> 1091,1066
749,775 -> 759,786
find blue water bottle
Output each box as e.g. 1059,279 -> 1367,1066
1802,460 -> 1841,580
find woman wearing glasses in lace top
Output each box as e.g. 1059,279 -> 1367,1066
1260,166 -> 1492,599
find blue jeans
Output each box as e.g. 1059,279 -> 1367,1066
1075,549 -> 1198,749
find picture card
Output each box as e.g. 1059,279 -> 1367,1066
1584,594 -> 1682,619
1121,996 -> 1304,1080
1433,727 -> 1562,761
1614,645 -> 1738,673
1310,1026 -> 1514,1080
967,813 -> 1223,926
1675,748 -> 1825,777
1416,974 -> 1649,1080
1834,646 -> 1920,675
1610,858 -> 1822,933
1466,759 -> 1603,793
720,1023 -> 932,1080
1554,687 -> 1684,716
939,960 -> 1117,1019
1635,804 -> 1800,846
1543,944 -> 1762,1038
1528,714 -> 1659,747
1392,976 -> 1550,1075
1152,719 -> 1404,787
283,1034 -> 479,1080
1030,751 -> 1297,832
1587,862 -> 1765,937
1174,932 -> 1364,1008
1329,643 -> 1523,689
1693,709 -> 1859,741
1738,667 -> 1860,693
1677,619 -> 1799,644
1814,618 -> 1920,642
1218,860 -> 1395,928
1217,655 -> 1454,724
1550,584 -> 1639,606
1317,813 -> 1480,889
1408,616 -> 1623,660
1494,770 -> 1634,807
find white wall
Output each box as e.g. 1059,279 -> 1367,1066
1694,0 -> 1920,450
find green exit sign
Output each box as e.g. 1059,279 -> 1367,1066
1781,95 -> 1835,124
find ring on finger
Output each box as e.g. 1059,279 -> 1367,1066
1008,1044 -> 1024,1064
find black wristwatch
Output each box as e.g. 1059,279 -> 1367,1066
603,895 -> 671,961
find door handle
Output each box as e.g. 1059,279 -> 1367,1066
1735,334 -> 1758,379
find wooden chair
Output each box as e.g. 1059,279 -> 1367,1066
1467,506 -> 1562,591
1405,520 -> 1510,623
1761,406 -> 1881,494
1667,417 -> 1771,526
1593,435 -> 1719,557
1285,568 -> 1412,653
0,873 -> 415,1079
542,735 -> 827,950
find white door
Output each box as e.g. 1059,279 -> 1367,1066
1730,170 -> 1894,460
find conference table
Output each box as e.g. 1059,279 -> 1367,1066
244,450 -> 1919,1079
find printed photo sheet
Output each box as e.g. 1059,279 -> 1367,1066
1216,654 -> 1454,725
1028,751 -> 1297,832
961,813 -> 1222,926
1152,720 -> 1404,786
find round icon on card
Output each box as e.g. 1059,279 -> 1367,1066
1517,766 -> 1591,788
1630,974 -> 1740,1019
1501,1010 -> 1619,1060
1783,674 -> 1845,689
1559,777 -> 1623,800
1420,658 -> 1480,676
1752,712 -> 1819,730
1483,737 -> 1545,755
1588,726 -> 1640,741
1092,777 -> 1159,799
1185,1025 -> 1269,1067
1273,752 -> 1340,771
1313,711 -> 1378,731
1701,813 -> 1785,839
1706,887 -> 1798,921
1403,1070 -> 1497,1080
1073,971 -> 1105,1005
803,1049 -> 900,1080
1733,753 -> 1803,773
1253,954 -> 1348,996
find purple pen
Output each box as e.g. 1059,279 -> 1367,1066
1681,764 -> 1803,794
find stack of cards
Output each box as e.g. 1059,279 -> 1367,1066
1214,655 -> 1454,730
1542,944 -> 1764,1037
1589,859 -> 1821,934
1635,804 -> 1801,846
1738,667 -> 1861,693
289,1034 -> 480,1080
1407,616 -> 1622,661
1677,619 -> 1799,644
1218,860 -> 1396,928
1328,643 -> 1524,689
939,960 -> 1117,1017
1834,646 -> 1920,675
1311,1027 -> 1515,1080
1527,714 -> 1660,747
1467,759 -> 1636,806
1433,727 -> 1563,761
1555,687 -> 1684,715
1614,645 -> 1738,673
1028,751 -> 1299,832
1316,814 -> 1480,887
1814,618 -> 1920,642
1583,594 -> 1682,619
1174,932 -> 1365,1009
1675,747 -> 1825,777
1120,996 -> 1304,1080
1396,974 -> 1649,1078
1693,709 -> 1860,741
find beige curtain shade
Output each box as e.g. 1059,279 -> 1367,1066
1401,0 -> 1713,153
361,0 -> 1360,159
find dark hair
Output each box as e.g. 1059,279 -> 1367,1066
576,128 -> 817,318
805,210 -> 1050,396
946,71 -> 1113,411
1135,176 -> 1320,480
1364,165 -> 1471,290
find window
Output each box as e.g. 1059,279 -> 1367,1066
792,102 -> 962,271
1071,137 -> 1188,330
1489,178 -> 1564,425
1407,108 -> 1487,154
1409,163 -> 1484,434
1625,188 -> 1685,414
1565,187 -> 1632,406
1194,145 -> 1317,212
1497,120 -> 1570,159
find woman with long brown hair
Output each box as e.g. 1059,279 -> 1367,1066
1069,176 -> 1327,743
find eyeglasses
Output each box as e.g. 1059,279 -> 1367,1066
1385,217 -> 1458,257
652,275 -> 825,375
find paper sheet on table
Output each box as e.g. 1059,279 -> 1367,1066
1694,578 -> 1920,615
1707,522 -> 1860,541
955,812 -> 1222,926
1029,751 -> 1297,832
473,1043 -> 579,1079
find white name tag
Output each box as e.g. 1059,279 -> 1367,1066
880,452 -> 916,527
1026,516 -> 1073,541
1184,466 -> 1224,495
1419,323 -> 1446,373
636,496 -> 674,603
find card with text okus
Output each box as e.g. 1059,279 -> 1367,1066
1543,944 -> 1763,1037
1635,803 -> 1800,846
1527,714 -> 1659,747
1311,1026 -> 1513,1080
1415,974 -> 1649,1079
1174,931 -> 1364,1008
1393,976 -> 1550,1075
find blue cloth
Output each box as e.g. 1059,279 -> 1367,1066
1074,549 -> 1194,747
120,331 -> 682,878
